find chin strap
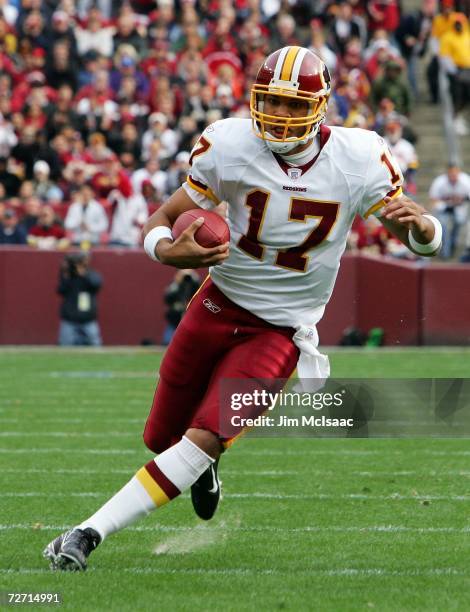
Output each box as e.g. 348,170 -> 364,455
264,121 -> 322,154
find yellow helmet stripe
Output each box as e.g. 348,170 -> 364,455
280,46 -> 302,81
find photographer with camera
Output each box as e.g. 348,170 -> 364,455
162,269 -> 201,345
57,251 -> 103,346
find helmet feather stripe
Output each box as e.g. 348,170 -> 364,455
280,46 -> 301,81
273,47 -> 290,81
291,47 -> 308,84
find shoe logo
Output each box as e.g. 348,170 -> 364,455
208,466 -> 219,494
203,299 -> 221,313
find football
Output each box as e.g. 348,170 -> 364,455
172,209 -> 230,248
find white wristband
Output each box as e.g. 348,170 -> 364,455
143,226 -> 173,261
408,214 -> 442,255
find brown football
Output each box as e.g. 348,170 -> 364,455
172,209 -> 230,248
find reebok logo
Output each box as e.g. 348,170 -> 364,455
203,299 -> 221,313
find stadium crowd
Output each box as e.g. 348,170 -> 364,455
0,0 -> 469,258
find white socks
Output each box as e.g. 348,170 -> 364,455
77,436 -> 214,540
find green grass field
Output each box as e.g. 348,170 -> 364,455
1,348 -> 469,611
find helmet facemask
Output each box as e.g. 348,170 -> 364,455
251,85 -> 329,154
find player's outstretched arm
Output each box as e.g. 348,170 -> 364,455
142,187 -> 229,268
379,195 -> 442,257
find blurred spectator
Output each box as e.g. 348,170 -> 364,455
132,157 -> 168,201
383,120 -> 419,194
348,215 -> 389,255
48,10 -> 78,57
0,209 -> 27,244
367,0 -> 401,34
75,71 -> 117,134
181,81 -> 209,126
64,184 -> 109,246
27,205 -> 69,250
166,151 -> 190,194
45,40 -> 79,93
45,84 -> 80,139
439,14 -> 470,135
10,125 -> 40,179
77,0 -> 113,21
18,9 -> 49,50
163,269 -> 201,345
269,13 -> 301,50
329,1 -> 367,55
11,71 -> 56,115
90,157 -> 132,199
110,44 -> 150,99
429,164 -> 470,258
307,22 -> 338,75
61,160 -> 91,199
77,50 -> 103,89
32,160 -> 63,202
147,74 -> 180,120
177,114 -> 199,152
108,188 -> 148,247
0,156 -> 20,197
0,0 -> 18,26
82,131 -> 115,167
57,251 -> 103,346
428,0 -> 464,103
0,112 -> 18,157
364,31 -> 402,81
20,196 -> 42,233
108,121 -> 142,164
142,112 -> 179,163
203,15 -> 239,59
151,2 -> 179,48
373,97 -> 417,143
113,11 -> 147,57
75,6 -> 114,58
369,59 -> 412,115
395,0 -> 436,99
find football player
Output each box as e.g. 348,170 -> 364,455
44,46 -> 442,570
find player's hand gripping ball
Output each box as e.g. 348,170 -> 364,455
172,209 -> 230,248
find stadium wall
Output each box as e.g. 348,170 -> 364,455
0,248 -> 469,346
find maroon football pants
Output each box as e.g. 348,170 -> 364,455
143,279 -> 299,452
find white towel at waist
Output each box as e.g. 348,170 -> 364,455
292,325 -> 330,392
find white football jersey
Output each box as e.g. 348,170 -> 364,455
183,118 -> 403,329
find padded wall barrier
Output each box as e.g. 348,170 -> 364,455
1,249 -> 469,345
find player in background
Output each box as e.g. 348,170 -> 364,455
44,46 -> 442,571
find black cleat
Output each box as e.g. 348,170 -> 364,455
43,527 -> 101,571
191,459 -> 221,520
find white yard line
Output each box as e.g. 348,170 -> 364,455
0,432 -> 137,437
2,491 -> 469,501
0,448 -> 139,454
0,567 -> 466,577
235,449 -> 470,457
1,524 -> 469,534
0,346 -> 164,353
3,467 -> 470,478
0,418 -> 143,424
1,447 -> 470,457
2,427 -> 469,438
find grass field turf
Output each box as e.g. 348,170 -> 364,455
0,348 -> 469,611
